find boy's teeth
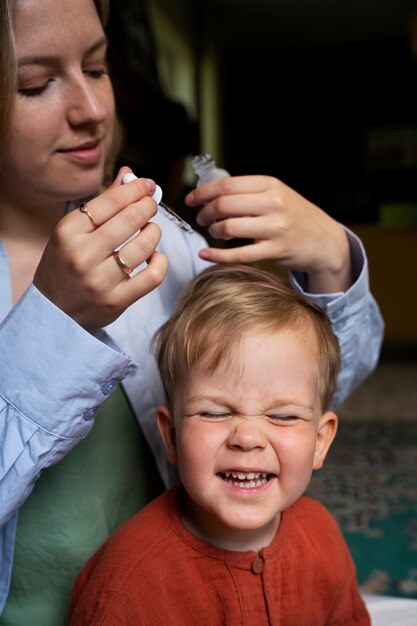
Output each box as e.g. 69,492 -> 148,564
225,471 -> 266,480
223,472 -> 269,489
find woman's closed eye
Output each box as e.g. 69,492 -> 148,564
83,66 -> 108,79
18,81 -> 52,97
17,64 -> 108,98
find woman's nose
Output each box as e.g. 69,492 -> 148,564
227,417 -> 268,451
66,76 -> 108,126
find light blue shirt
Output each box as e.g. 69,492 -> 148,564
0,219 -> 383,614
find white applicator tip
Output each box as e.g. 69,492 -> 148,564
122,172 -> 138,184
121,171 -> 193,235
122,173 -> 162,205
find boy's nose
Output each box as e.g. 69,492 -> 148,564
227,417 -> 268,451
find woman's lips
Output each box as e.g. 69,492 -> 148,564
58,140 -> 102,165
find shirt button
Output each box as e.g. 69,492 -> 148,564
334,305 -> 346,318
83,407 -> 98,421
252,557 -> 264,574
101,378 -> 118,396
334,319 -> 346,331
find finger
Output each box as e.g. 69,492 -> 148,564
109,166 -> 133,187
108,222 -> 162,280
113,251 -> 169,308
110,166 -> 156,191
74,177 -> 156,232
185,175 -> 273,207
97,195 -> 159,251
208,215 -> 278,241
197,191 -> 274,227
199,241 -> 276,265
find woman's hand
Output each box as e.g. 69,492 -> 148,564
34,168 -> 168,331
185,175 -> 353,294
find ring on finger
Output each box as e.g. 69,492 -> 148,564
113,250 -> 133,276
79,202 -> 98,229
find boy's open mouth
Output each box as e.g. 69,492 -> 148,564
218,471 -> 273,488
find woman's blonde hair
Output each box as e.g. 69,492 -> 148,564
0,0 -> 110,162
0,0 -> 15,158
154,264 -> 341,412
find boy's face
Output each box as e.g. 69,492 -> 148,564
157,325 -> 337,550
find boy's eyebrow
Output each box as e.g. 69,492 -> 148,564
187,394 -> 314,412
18,37 -> 108,68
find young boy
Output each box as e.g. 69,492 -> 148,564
70,264 -> 370,625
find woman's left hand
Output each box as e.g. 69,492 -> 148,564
185,175 -> 353,294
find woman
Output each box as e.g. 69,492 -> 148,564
0,0 -> 383,623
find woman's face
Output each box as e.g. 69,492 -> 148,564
0,0 -> 115,205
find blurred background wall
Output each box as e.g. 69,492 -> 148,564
106,0 -> 417,350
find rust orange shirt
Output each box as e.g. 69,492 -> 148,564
70,487 -> 370,625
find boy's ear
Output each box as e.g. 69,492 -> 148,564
156,405 -> 178,465
313,411 -> 338,470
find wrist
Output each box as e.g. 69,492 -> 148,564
307,227 -> 353,294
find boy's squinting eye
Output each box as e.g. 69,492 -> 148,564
266,415 -> 300,425
197,412 -> 232,421
193,412 -> 301,424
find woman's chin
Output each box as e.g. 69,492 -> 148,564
65,176 -> 105,202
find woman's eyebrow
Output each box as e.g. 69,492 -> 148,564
18,55 -> 55,68
85,36 -> 108,57
18,37 -> 108,68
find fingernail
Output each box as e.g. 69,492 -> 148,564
143,178 -> 156,193
199,249 -> 210,259
196,213 -> 205,226
185,192 -> 194,205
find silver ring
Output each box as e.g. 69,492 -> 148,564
113,251 -> 132,276
79,202 -> 97,228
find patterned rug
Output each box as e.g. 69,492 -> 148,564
307,420 -> 417,599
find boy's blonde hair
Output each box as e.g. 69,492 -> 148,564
154,264 -> 341,412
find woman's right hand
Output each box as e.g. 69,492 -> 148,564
33,168 -> 168,331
